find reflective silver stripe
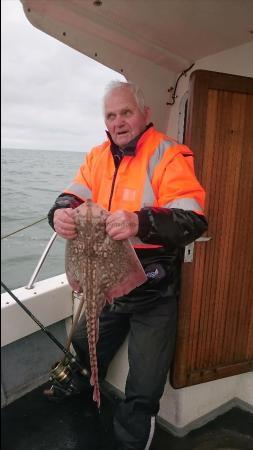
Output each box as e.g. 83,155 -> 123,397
144,416 -> 156,450
147,139 -> 173,180
141,139 -> 173,207
65,182 -> 92,200
165,197 -> 203,212
142,175 -> 156,207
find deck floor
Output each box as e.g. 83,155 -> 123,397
2,382 -> 253,450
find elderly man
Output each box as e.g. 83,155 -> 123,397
47,81 -> 207,450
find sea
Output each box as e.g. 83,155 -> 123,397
1,148 -> 85,291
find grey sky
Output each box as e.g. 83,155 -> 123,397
1,0 -> 125,152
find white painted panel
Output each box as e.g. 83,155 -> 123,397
159,372 -> 253,430
1,274 -> 72,346
235,372 -> 253,405
106,337 -> 128,392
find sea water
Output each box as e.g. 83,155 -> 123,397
1,148 -> 85,290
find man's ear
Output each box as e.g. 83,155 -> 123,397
144,106 -> 151,124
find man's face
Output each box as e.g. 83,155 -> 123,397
104,87 -> 150,147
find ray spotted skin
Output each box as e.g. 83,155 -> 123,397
65,199 -> 147,407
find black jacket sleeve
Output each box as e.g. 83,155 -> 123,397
136,207 -> 208,248
48,193 -> 83,230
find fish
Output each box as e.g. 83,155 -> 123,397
65,199 -> 147,407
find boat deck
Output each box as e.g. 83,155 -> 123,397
2,382 -> 253,450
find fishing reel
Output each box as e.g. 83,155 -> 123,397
44,357 -> 88,401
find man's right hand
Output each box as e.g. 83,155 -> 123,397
53,208 -> 77,239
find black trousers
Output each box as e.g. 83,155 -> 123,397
72,294 -> 178,450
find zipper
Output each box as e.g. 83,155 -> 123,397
108,151 -> 124,211
108,166 -> 119,211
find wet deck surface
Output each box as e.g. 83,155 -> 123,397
2,382 -> 253,450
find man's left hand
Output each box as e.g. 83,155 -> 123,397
106,210 -> 139,240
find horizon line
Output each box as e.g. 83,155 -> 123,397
1,147 -> 86,153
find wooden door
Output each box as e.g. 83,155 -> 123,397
171,70 -> 253,387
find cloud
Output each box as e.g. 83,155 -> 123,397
1,0 -> 125,152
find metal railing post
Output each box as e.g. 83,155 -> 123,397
26,232 -> 58,289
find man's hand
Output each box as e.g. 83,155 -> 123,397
106,210 -> 139,240
53,208 -> 77,239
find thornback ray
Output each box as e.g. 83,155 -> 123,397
65,199 -> 147,407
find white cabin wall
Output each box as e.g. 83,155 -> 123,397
159,372 -> 253,434
96,48 -> 177,133
114,42 -> 253,142
166,41 -> 253,139
123,61 -> 175,134
236,372 -> 253,405
106,338 -> 129,392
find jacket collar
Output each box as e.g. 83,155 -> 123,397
106,123 -> 153,158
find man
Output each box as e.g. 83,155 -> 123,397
47,81 -> 208,450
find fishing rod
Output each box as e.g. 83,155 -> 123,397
1,281 -> 89,397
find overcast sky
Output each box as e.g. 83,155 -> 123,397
1,0 -> 125,152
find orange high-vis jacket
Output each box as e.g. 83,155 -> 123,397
64,126 -> 205,215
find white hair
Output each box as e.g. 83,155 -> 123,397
103,80 -> 146,114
